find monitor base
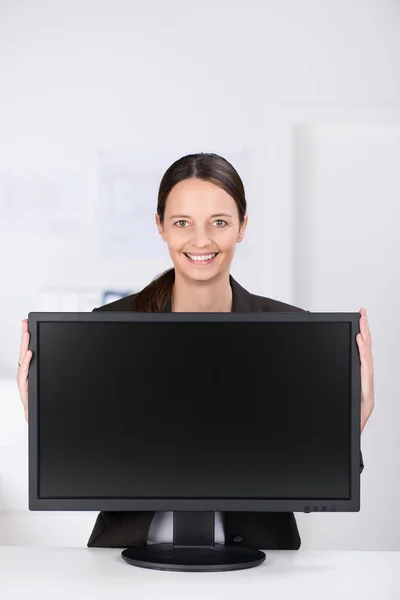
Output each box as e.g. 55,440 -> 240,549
121,543 -> 266,572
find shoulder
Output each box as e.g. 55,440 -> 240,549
230,276 -> 309,313
250,292 -> 309,313
92,293 -> 139,312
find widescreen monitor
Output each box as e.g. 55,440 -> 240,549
28,311 -> 361,571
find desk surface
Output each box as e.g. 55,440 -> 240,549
1,547 -> 399,600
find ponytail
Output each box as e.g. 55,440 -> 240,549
132,268 -> 175,312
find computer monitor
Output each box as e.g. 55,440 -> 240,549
27,311 -> 361,572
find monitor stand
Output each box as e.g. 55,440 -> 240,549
121,511 -> 266,572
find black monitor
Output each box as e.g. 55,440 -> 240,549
27,311 -> 361,572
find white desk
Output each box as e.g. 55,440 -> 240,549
0,547 -> 399,599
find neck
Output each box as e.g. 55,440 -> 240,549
171,270 -> 233,312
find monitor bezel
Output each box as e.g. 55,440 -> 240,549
28,311 -> 361,513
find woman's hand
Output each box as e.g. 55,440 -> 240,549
357,308 -> 375,434
16,318 -> 32,423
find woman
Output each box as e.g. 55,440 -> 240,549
17,152 -> 375,550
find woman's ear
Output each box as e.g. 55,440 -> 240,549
155,213 -> 167,242
237,214 -> 248,242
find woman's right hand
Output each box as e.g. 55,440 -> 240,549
17,318 -> 32,423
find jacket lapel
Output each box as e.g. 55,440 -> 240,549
230,276 -> 255,312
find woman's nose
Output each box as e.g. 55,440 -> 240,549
191,228 -> 212,247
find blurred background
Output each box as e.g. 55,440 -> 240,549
0,0 -> 399,549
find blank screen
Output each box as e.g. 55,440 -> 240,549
37,321 -> 351,500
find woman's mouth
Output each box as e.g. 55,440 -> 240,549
184,252 -> 219,265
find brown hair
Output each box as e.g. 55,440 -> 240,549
132,152 -> 247,312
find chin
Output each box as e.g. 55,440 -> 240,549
181,260 -> 228,283
188,271 -> 219,282
176,266 -> 213,282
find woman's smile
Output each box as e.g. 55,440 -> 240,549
184,252 -> 220,265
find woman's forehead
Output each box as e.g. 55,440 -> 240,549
166,180 -> 237,215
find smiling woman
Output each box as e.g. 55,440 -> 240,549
132,153 -> 248,312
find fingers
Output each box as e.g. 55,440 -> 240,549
19,318 -> 30,364
17,348 -> 32,389
356,328 -> 374,375
359,310 -> 372,348
17,318 -> 32,423
17,351 -> 32,424
362,317 -> 372,347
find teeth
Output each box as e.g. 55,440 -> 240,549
187,253 -> 216,261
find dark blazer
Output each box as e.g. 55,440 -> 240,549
87,274 -> 364,550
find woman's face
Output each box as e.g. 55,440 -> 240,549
156,178 -> 247,283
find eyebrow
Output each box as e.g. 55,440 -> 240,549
169,213 -> 233,220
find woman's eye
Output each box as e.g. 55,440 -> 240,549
214,220 -> 226,227
176,220 -> 188,227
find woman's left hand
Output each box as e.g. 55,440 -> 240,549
357,308 -> 375,434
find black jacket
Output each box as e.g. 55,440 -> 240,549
87,274 -> 364,550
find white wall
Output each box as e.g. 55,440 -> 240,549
0,0 -> 399,549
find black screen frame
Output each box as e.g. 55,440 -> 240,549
28,311 -> 361,513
